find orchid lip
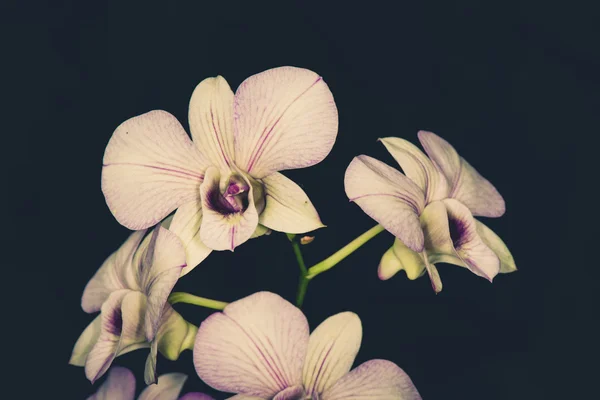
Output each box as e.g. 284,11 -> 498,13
448,215 -> 468,248
273,385 -> 310,400
206,175 -> 250,215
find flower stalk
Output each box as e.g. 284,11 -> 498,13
168,292 -> 228,310
291,224 -> 385,307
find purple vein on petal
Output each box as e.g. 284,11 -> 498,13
210,103 -> 230,168
227,316 -> 288,392
246,76 -> 323,174
102,163 -> 204,180
308,343 -> 334,397
348,193 -> 420,214
230,226 -> 235,251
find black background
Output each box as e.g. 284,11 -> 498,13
6,1 -> 595,399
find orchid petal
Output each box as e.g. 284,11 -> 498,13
259,172 -> 324,233
189,76 -> 235,172
322,359 -> 422,400
380,137 -> 448,202
233,66 -> 338,178
144,339 -> 158,385
102,110 -> 207,230
169,200 -> 212,276
71,315 -> 149,368
378,247 -> 403,281
378,240 -> 426,281
85,290 -> 147,383
138,227 -> 186,342
302,312 -> 362,397
442,199 -> 501,280
226,396 -> 264,400
421,200 -> 500,281
199,167 -> 259,251
87,366 -> 136,400
82,231 -> 146,313
70,316 -> 102,366
179,394 -> 216,400
345,155 -> 425,252
418,131 -> 505,217
194,292 -> 309,398
139,372 -> 187,400
156,304 -> 198,361
422,254 -> 443,293
475,220 -> 517,273
250,224 -> 271,239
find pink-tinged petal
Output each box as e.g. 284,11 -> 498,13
169,200 -> 212,276
345,155 -> 425,252
85,290 -> 147,383
189,76 -> 235,172
137,227 -> 186,342
139,372 -> 187,400
302,312 -> 362,397
82,231 -> 146,313
322,359 -> 422,400
475,220 -> 517,273
226,396 -> 264,400
87,366 -> 136,400
194,292 -> 309,398
418,131 -> 505,217
199,167 -> 259,251
380,137 -> 448,203
259,172 -> 325,234
179,394 -> 216,400
233,66 -> 339,178
70,316 -> 102,366
378,240 -> 426,281
102,110 -> 207,230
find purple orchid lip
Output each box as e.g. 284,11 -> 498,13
205,175 -> 253,215
448,214 -> 468,249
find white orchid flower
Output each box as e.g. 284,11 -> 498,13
101,66 -> 338,274
193,292 -> 421,400
70,227 -> 196,384
345,131 -> 515,292
87,366 -> 212,400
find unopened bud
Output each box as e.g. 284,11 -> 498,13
300,236 -> 315,245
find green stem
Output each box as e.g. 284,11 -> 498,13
168,292 -> 228,310
306,224 -> 385,279
290,224 -> 385,307
288,234 -> 310,307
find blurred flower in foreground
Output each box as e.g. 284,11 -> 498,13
193,292 -> 421,399
70,227 -> 196,384
87,366 -> 212,400
345,131 -> 515,292
101,66 -> 338,274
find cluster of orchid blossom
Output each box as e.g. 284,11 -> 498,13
71,66 -> 515,399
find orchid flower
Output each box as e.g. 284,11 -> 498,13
101,66 -> 338,274
345,131 -> 515,292
70,227 -> 197,385
87,366 -> 212,400
193,291 -> 421,399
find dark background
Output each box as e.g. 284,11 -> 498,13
6,0 -> 595,398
